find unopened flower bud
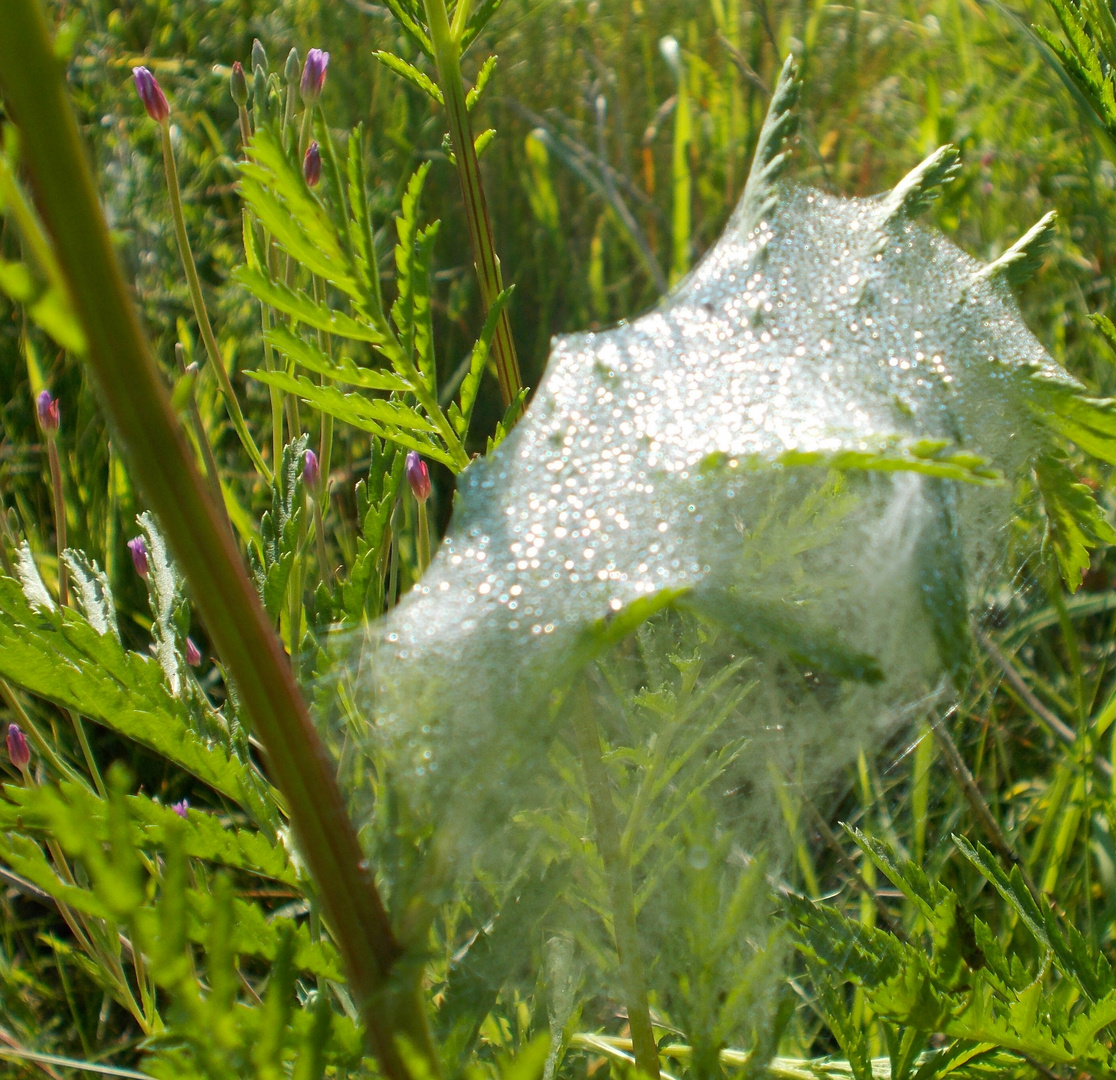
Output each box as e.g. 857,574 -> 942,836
303,448 -> 320,489
303,141 -> 321,187
285,47 -> 301,87
37,389 -> 59,433
405,451 -> 431,504
7,724 -> 30,773
185,637 -> 202,666
230,61 -> 249,106
171,799 -> 189,819
252,38 -> 268,74
127,536 -> 149,578
300,48 -> 329,103
132,66 -> 170,124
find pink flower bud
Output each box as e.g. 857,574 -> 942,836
171,799 -> 189,819
303,141 -> 321,187
37,389 -> 59,433
302,448 -> 320,489
300,48 -> 329,103
185,637 -> 202,667
127,536 -> 149,578
405,451 -> 431,504
7,724 -> 30,773
132,66 -> 170,124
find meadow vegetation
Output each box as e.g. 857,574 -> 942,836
3,0 -> 1116,1078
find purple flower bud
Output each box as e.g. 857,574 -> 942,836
405,451 -> 431,504
185,637 -> 202,667
132,66 -> 170,124
303,141 -> 322,187
7,724 -> 30,773
171,799 -> 189,819
230,61 -> 249,107
300,48 -> 329,103
37,389 -> 59,433
303,448 -> 320,489
127,536 -> 149,578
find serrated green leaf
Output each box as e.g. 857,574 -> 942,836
247,369 -> 458,468
265,324 -> 410,393
456,287 -> 513,439
373,51 -> 443,104
1034,454 -> 1116,590
61,548 -> 118,641
240,128 -> 359,296
0,578 -> 266,809
234,267 -> 390,347
466,55 -> 498,111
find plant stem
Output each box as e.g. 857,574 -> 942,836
422,0 -> 522,407
175,342 -> 229,530
158,122 -> 272,484
416,500 -> 430,575
0,8 -> 439,1076
570,680 -> 660,1080
46,435 -> 67,607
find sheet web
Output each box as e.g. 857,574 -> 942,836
314,59 -> 1100,1073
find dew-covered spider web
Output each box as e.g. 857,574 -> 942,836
323,58 -> 1095,1061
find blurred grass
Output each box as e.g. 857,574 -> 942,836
5,0 -> 1116,1068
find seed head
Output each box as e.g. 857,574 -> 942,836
300,48 -> 329,103
405,451 -> 431,504
127,536 -> 149,578
303,141 -> 321,187
230,61 -> 249,107
7,724 -> 30,773
132,66 -> 170,124
37,389 -> 59,433
303,448 -> 321,489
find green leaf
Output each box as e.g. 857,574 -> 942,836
0,577 -> 266,809
380,0 -> 434,57
373,51 -> 443,104
1034,454 -> 1116,590
455,286 -> 513,439
393,163 -> 433,366
915,480 -> 972,688
247,369 -> 459,468
486,386 -> 530,453
61,548 -> 118,641
466,55 -> 498,110
774,438 -> 1002,485
240,128 -> 360,297
265,324 -> 410,393
233,267 -> 390,347
138,512 -> 187,697
412,220 -> 440,394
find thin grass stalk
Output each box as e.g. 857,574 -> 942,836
570,679 -> 660,1080
422,0 -> 522,407
157,121 -> 272,484
175,342 -> 229,529
0,8 -> 438,1076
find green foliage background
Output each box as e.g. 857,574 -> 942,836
5,0 -> 1116,1077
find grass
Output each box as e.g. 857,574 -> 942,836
2,0 -> 1116,1077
